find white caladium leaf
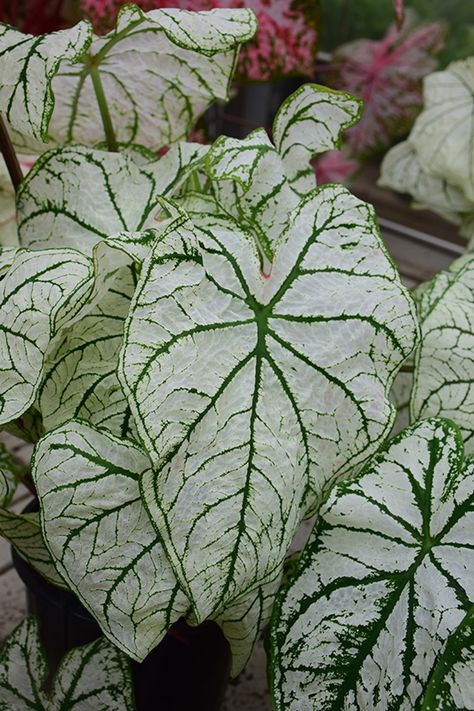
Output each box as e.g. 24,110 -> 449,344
422,607 -> 474,711
37,256 -> 137,440
206,84 -> 361,258
410,58 -> 474,202
6,6 -> 256,151
119,187 -> 418,622
0,442 -> 19,507
0,22 -> 92,143
0,249 -> 92,426
411,255 -> 474,453
17,143 -> 207,254
0,510 -> 65,588
268,418 -> 474,711
214,567 -> 282,677
32,420 -> 189,661
272,83 -> 362,195
379,140 -> 474,226
0,616 -> 134,710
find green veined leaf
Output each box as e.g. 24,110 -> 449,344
0,248 -> 92,426
5,6 -> 256,152
422,606 -> 474,711
0,21 -> 92,142
272,83 -> 363,195
0,510 -> 65,588
0,616 -> 135,710
32,420 -> 189,662
411,255 -> 474,453
268,418 -> 474,711
17,143 -> 207,254
37,249 -> 138,440
205,84 -> 362,259
119,185 -> 418,622
214,566 -> 282,677
410,58 -> 474,202
0,442 -> 20,507
379,140 -> 474,227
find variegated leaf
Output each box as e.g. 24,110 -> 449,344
0,443 -> 20,507
0,22 -> 92,143
0,510 -> 65,588
410,58 -> 474,202
206,84 -> 361,258
269,418 -> 474,711
37,253 -> 137,439
17,143 -> 207,254
411,255 -> 474,453
0,249 -> 92,426
422,607 -> 474,710
119,187 -> 418,622
379,140 -> 474,226
32,420 -> 189,661
272,83 -> 362,195
0,616 -> 134,710
5,6 -> 256,151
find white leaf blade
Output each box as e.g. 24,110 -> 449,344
0,249 -> 92,425
272,83 -> 362,194
120,187 -> 418,621
0,22 -> 92,142
269,418 -> 474,711
32,420 -> 189,662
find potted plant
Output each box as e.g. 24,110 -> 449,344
0,5 -> 472,710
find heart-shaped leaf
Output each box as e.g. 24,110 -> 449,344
410,58 -> 474,202
17,143 -> 207,254
32,420 -> 189,661
268,418 -> 474,711
3,6 -> 257,152
411,255 -> 474,453
379,140 -> 474,226
0,249 -> 92,426
119,187 -> 418,622
0,22 -> 92,144
0,616 -> 134,710
206,84 -> 362,258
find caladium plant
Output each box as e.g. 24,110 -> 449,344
0,4 -> 473,710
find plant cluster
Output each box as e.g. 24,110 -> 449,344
0,4 -> 472,710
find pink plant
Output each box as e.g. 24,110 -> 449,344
314,149 -> 358,186
393,0 -> 404,29
329,15 -> 445,158
80,0 -> 317,81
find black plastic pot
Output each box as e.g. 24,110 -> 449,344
12,505 -> 232,711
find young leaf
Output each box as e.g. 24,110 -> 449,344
268,418 -> 474,711
32,420 -> 189,662
206,84 -> 362,258
411,255 -> 474,453
4,6 -> 257,151
119,187 -> 418,622
17,143 -> 207,254
379,140 -> 474,226
0,22 -> 92,144
410,58 -> 474,202
0,510 -> 66,588
0,249 -> 92,426
0,616 -> 135,710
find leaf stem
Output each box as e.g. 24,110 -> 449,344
0,114 -> 23,192
88,63 -> 118,152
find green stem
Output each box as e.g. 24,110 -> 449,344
89,63 -> 118,152
0,114 -> 23,192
